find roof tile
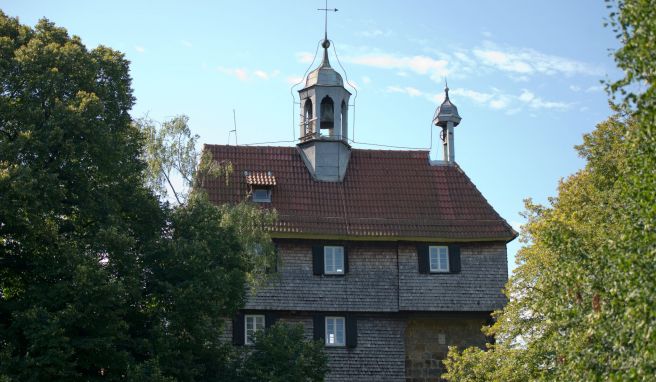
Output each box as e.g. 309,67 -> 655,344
203,145 -> 517,241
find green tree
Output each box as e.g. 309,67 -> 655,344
0,13 -> 327,381
231,323 -> 329,382
443,0 -> 656,380
0,12 -> 162,380
137,115 -> 231,205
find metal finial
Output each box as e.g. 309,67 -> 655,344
318,0 -> 338,43
444,78 -> 450,100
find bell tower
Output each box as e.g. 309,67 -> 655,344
297,7 -> 352,182
433,85 -> 461,164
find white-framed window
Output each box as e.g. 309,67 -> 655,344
252,188 -> 271,203
325,316 -> 345,346
429,246 -> 449,272
324,246 -> 344,274
244,314 -> 265,345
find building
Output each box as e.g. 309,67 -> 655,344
203,32 -> 516,382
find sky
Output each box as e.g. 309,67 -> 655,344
2,1 -> 621,273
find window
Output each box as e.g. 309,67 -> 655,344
325,317 -> 345,346
324,246 -> 344,274
429,246 -> 449,272
244,314 -> 265,345
252,188 -> 271,203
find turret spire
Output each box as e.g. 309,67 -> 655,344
318,0 -> 338,67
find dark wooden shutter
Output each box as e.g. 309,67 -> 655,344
448,245 -> 461,273
232,311 -> 245,345
417,244 -> 429,273
265,244 -> 279,274
265,312 -> 278,328
343,245 -> 349,273
346,314 -> 358,348
312,245 -> 324,275
313,314 -> 325,342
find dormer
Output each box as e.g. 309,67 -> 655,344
245,171 -> 276,203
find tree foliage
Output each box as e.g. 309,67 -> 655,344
229,323 -> 329,382
444,0 -> 656,380
0,12 -> 325,381
136,115 -> 232,205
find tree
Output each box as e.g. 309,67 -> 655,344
443,0 -> 656,380
0,13 -> 327,381
0,12 -> 162,380
137,115 -> 231,205
229,323 -> 329,382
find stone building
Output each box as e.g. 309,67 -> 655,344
203,33 -> 516,382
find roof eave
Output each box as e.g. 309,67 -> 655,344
270,231 -> 517,243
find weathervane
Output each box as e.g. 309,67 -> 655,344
318,0 -> 338,44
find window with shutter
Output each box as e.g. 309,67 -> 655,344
244,314 -> 265,345
325,316 -> 345,346
324,246 -> 344,274
429,246 -> 449,272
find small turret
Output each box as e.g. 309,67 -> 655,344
296,6 -> 352,182
433,85 -> 461,163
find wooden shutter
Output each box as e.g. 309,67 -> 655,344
313,314 -> 325,342
346,314 -> 358,348
312,245 -> 324,275
448,245 -> 461,273
343,245 -> 349,274
417,244 -> 429,273
265,312 -> 278,328
232,311 -> 245,346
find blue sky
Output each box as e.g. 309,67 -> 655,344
3,1 -> 621,272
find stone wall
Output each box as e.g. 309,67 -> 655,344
404,317 -> 487,382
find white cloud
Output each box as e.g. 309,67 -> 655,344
287,76 -> 304,85
134,45 -> 145,53
362,76 -> 371,84
586,84 -> 604,92
472,45 -> 603,77
489,98 -> 510,110
518,89 -> 570,110
296,52 -> 315,64
181,39 -> 193,48
254,70 -> 269,80
346,53 -> 449,80
569,85 -> 582,92
357,29 -> 392,38
518,90 -> 535,103
233,68 -> 248,81
450,88 -> 494,104
453,51 -> 476,67
386,86 -> 423,97
217,67 -> 279,82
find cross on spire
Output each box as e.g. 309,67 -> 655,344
318,0 -> 338,42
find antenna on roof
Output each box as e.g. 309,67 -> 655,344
229,109 -> 238,145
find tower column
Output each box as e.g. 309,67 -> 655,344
447,122 -> 455,162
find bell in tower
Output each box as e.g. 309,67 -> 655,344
298,38 -> 351,143
296,16 -> 352,181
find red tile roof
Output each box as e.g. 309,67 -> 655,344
246,172 -> 277,186
203,145 -> 517,242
